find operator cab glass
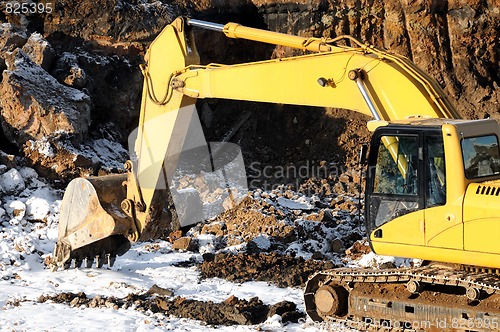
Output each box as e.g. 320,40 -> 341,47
365,128 -> 446,236
461,135 -> 500,179
371,135 -> 419,227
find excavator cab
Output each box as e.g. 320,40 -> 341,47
365,118 -> 500,269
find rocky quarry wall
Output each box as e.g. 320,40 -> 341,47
0,0 -> 497,185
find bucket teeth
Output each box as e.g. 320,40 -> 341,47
96,255 -> 105,268
50,235 -> 131,271
74,258 -> 83,269
108,255 -> 116,267
84,257 -> 93,268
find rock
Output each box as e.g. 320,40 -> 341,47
305,210 -> 325,221
346,240 -> 372,259
147,284 -> 174,297
6,200 -> 26,220
167,230 -> 183,243
267,301 -> 303,323
0,23 -> 27,69
69,297 -> 80,307
22,136 -> 128,183
51,52 -> 87,88
0,151 -> 17,169
172,237 -> 197,252
223,295 -> 238,306
0,168 -> 25,195
18,167 -> 38,182
25,197 -> 50,222
330,238 -> 344,254
201,222 -> 226,236
202,252 -> 215,262
21,33 -> 55,71
0,49 -> 91,147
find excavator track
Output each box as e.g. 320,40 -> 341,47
304,265 -> 500,331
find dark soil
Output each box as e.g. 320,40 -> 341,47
200,252 -> 336,288
36,291 -> 304,326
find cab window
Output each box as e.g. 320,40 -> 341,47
426,135 -> 446,207
461,135 -> 500,179
373,135 -> 418,195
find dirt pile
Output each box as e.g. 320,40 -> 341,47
201,252 -> 336,288
181,164 -> 365,261
35,291 -> 304,325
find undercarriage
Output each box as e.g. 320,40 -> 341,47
304,264 -> 500,331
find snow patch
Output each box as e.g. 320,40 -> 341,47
0,168 -> 25,195
27,138 -> 55,158
277,196 -> 314,210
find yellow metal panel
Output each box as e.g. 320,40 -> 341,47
424,124 -> 465,249
223,22 -> 335,52
372,242 -> 500,269
371,210 -> 425,246
463,183 -> 500,255
424,205 -> 463,249
135,18 -> 200,218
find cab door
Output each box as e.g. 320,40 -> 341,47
422,133 -> 463,249
366,130 -> 426,246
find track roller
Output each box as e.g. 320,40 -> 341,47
406,280 -> 424,294
314,284 -> 348,318
466,287 -> 482,301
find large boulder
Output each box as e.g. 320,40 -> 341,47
0,49 -> 91,147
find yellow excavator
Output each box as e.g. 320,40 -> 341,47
51,17 -> 500,329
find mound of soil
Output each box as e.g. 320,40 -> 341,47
35,291 -> 304,326
201,252 -> 336,288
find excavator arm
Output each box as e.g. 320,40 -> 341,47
51,17 -> 460,270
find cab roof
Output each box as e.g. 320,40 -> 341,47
367,117 -> 498,134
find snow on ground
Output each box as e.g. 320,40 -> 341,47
0,163 -> 400,331
0,164 -> 321,331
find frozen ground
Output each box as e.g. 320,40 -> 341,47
0,163 -> 411,332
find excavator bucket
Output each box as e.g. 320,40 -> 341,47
51,174 -> 134,270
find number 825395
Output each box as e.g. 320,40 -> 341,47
5,1 -> 53,14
